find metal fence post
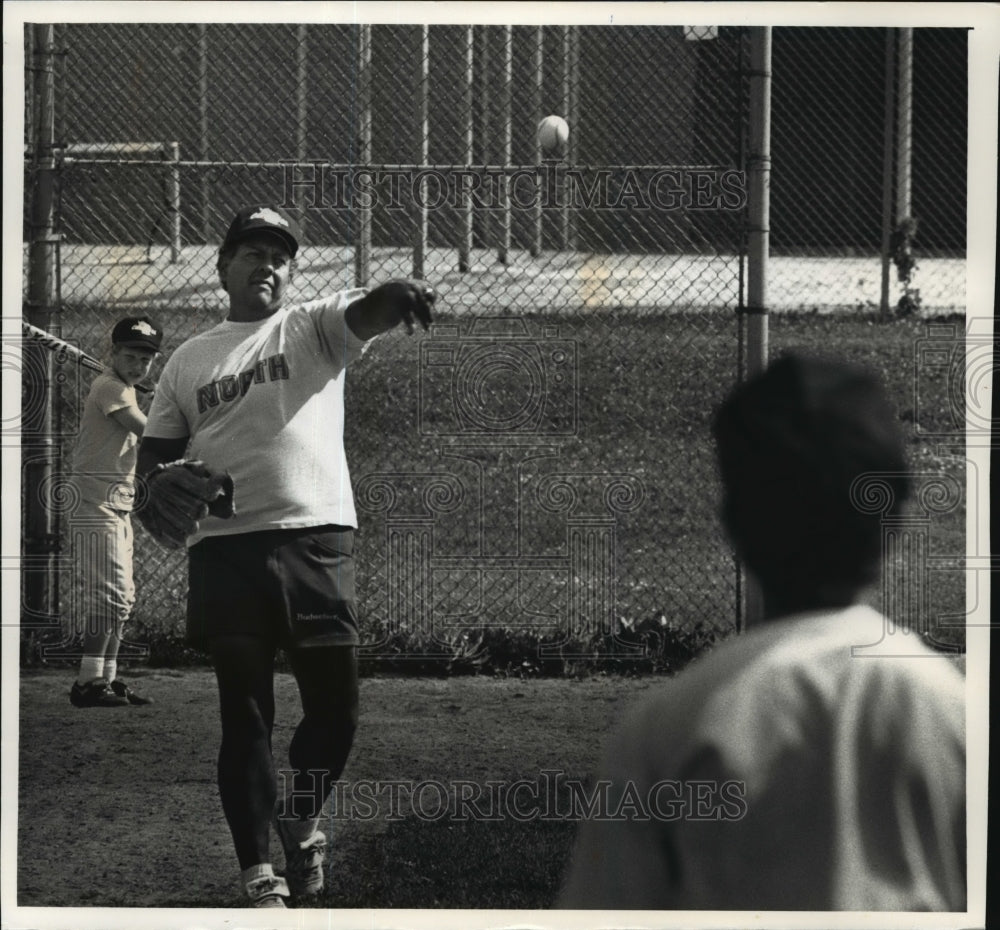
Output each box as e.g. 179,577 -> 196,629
895,27 -> 913,225
458,25 -> 474,272
24,23 -> 59,626
560,26 -> 572,249
297,24 -> 309,241
567,26 -> 579,249
354,23 -> 372,288
531,26 -> 544,258
413,24 -> 429,279
743,25 -> 772,630
497,25 -> 512,265
198,24 -> 210,243
880,28 -> 896,318
746,26 -> 771,378
478,27 -> 492,254
166,141 -> 181,263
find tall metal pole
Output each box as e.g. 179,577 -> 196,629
458,25 -> 474,272
560,26 -> 572,249
567,26 -> 579,249
743,26 -> 772,630
354,24 -> 372,287
895,27 -> 913,225
746,27 -> 771,378
199,24 -> 210,242
497,25 -> 512,265
413,24 -> 430,278
24,23 -> 59,625
879,28 -> 896,318
25,24 -> 35,160
479,27 -> 492,254
166,141 -> 181,262
297,24 -> 309,240
531,26 -> 544,258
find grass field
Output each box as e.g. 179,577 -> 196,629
28,278 -> 969,667
17,668 -> 658,908
33,304 -> 969,666
16,651 -> 971,910
340,306 -> 968,656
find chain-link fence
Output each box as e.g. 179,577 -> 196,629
20,23 -> 967,662
770,27 -> 966,314
22,23 -> 750,661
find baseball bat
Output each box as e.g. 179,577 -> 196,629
20,321 -> 154,394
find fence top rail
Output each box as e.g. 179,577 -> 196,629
63,142 -> 178,156
57,159 -> 742,172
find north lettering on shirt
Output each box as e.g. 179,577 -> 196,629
197,353 -> 290,413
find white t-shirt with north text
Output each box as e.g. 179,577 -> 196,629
144,292 -> 369,544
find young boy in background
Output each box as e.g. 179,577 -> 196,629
69,316 -> 162,708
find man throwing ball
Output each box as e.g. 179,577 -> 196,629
136,205 -> 435,908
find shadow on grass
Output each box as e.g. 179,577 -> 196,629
335,813 -> 577,909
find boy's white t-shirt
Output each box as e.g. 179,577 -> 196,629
144,291 -> 370,544
559,605 -> 966,912
72,369 -> 142,510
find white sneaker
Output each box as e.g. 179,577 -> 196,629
246,873 -> 290,908
275,820 -> 326,899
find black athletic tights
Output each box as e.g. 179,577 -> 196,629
209,635 -> 359,870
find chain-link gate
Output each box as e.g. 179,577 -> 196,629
770,27 -> 966,314
21,23 -> 753,663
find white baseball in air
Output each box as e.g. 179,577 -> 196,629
538,115 -> 569,156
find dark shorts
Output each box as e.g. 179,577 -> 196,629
186,525 -> 359,650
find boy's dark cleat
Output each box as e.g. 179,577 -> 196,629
69,679 -> 129,708
109,679 -> 154,705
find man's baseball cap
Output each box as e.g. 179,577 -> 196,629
111,316 -> 163,352
221,205 -> 300,257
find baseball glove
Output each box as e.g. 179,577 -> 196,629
135,460 -> 235,549
367,279 -> 436,333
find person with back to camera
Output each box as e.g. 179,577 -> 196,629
135,205 -> 435,907
559,352 -> 965,912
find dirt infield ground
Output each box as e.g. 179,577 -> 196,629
17,668 -> 654,910
16,652 -> 968,912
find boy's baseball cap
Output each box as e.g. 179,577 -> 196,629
222,205 -> 300,257
112,316 -> 163,352
712,352 -> 910,592
714,352 -> 907,481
